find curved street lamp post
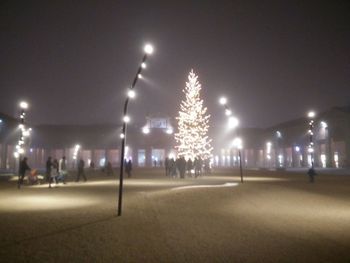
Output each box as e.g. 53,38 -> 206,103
117,44 -> 154,216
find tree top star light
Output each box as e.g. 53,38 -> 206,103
175,69 -> 213,160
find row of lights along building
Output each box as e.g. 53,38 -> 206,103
0,106 -> 349,172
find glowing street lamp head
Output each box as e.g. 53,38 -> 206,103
276,131 -> 282,138
123,116 -> 130,123
219,97 -> 227,105
141,62 -> 147,69
308,111 -> 316,118
138,74 -> 143,79
233,137 -> 243,149
144,44 -> 154,55
228,116 -> 239,129
120,133 -> 125,139
142,127 -> 150,134
20,101 -> 28,109
128,89 -> 136,99
23,130 -> 30,137
225,109 -> 232,116
320,121 -> 328,128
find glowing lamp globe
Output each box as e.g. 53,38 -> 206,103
19,101 -> 28,109
219,97 -> 227,105
308,111 -> 316,118
144,44 -> 154,55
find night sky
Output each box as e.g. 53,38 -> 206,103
1,0 -> 349,128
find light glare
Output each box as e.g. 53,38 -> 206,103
142,127 -> 150,134
228,116 -> 239,129
219,97 -> 227,105
128,90 -> 136,99
233,137 -> 243,149
19,101 -> 28,109
144,44 -> 154,55
308,111 -> 316,118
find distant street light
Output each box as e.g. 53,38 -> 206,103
308,111 -> 316,118
118,43 -> 154,216
219,97 -> 227,105
142,126 -> 150,134
19,101 -> 28,110
218,96 -> 239,168
127,89 -> 136,99
228,116 -> 239,129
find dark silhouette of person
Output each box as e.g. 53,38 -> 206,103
46,156 -> 52,183
76,159 -> 87,182
106,161 -> 113,176
165,157 -> 169,176
170,158 -> 177,178
307,166 -> 317,183
125,160 -> 132,178
89,161 -> 95,169
178,157 -> 186,179
187,158 -> 193,177
18,157 -> 31,189
194,157 -> 203,178
49,159 -> 59,188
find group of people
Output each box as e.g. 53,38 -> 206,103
45,156 -> 69,188
165,157 -> 211,179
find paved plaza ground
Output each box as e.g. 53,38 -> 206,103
0,168 -> 349,263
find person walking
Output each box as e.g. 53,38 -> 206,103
18,157 -> 31,189
307,167 -> 317,183
187,158 -> 193,177
76,159 -> 87,182
45,157 -> 52,183
179,157 -> 186,179
49,159 -> 59,188
165,157 -> 169,176
125,160 -> 132,178
58,156 -> 67,184
106,161 -> 113,176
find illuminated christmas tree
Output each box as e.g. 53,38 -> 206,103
175,69 -> 213,160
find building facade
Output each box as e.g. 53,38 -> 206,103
1,107 -> 349,171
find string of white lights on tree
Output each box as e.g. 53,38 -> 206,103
175,69 -> 213,160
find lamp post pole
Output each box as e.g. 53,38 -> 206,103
233,137 -> 243,183
16,101 -> 28,187
238,149 -> 243,183
117,44 -> 153,216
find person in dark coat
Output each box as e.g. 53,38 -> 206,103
165,157 -> 169,176
76,159 -> 87,182
45,157 -> 52,183
106,161 -> 113,176
49,159 -> 59,188
307,167 -> 317,183
187,158 -> 193,177
179,157 -> 186,179
18,157 -> 31,189
125,160 -> 132,178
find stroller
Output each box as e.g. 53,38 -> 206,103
28,169 -> 44,185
